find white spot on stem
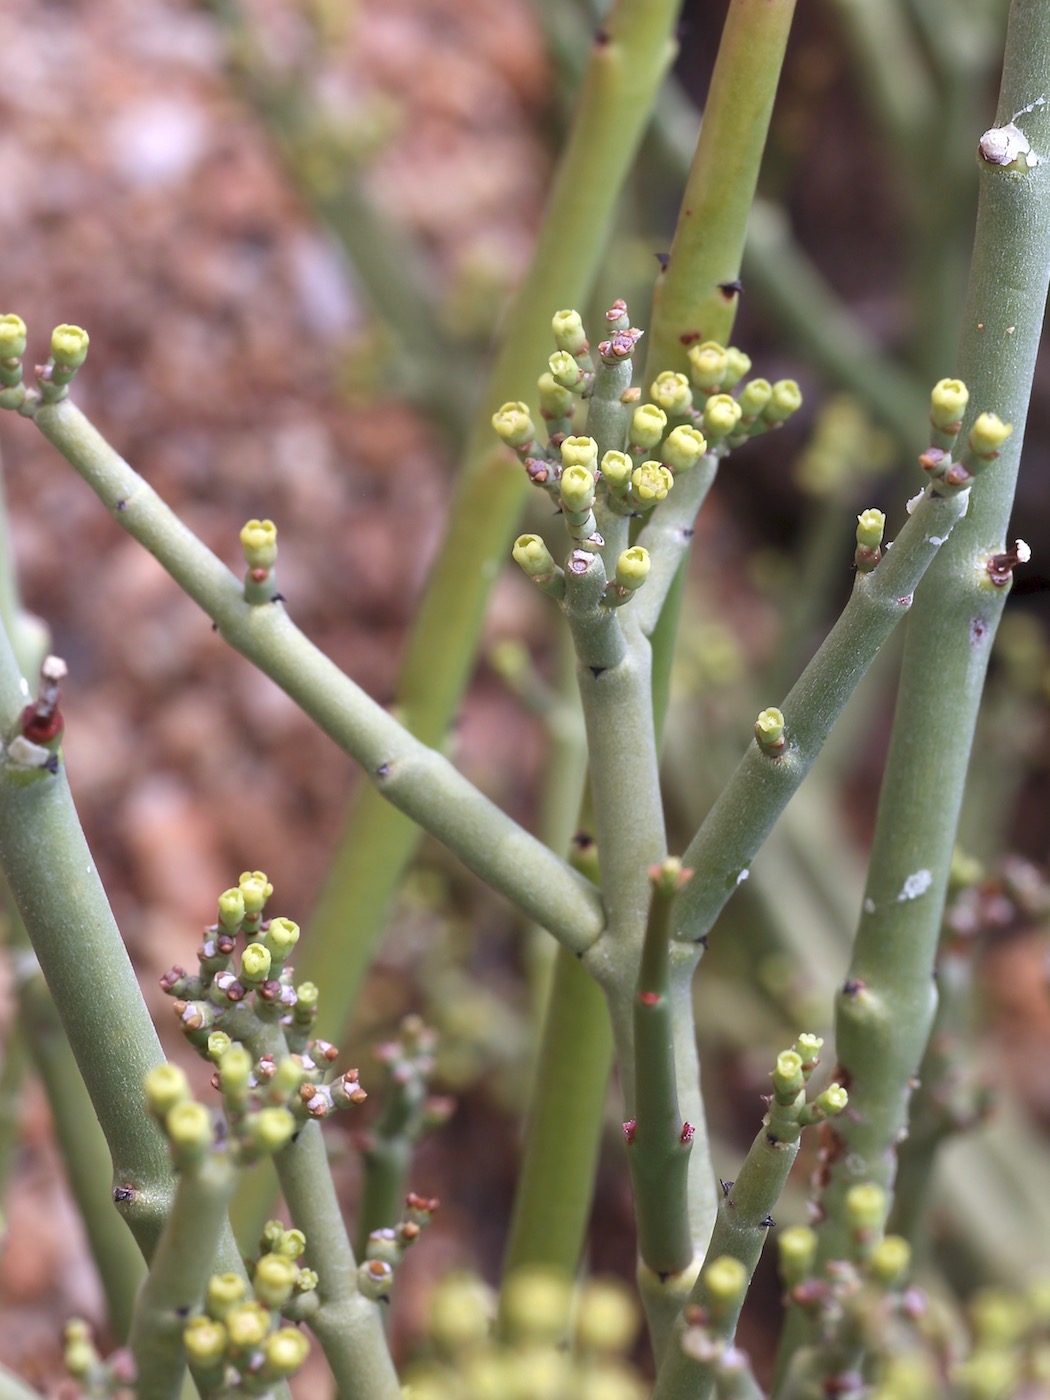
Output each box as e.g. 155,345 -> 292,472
736,869 -> 750,886
906,490 -> 924,515
979,121 -> 1034,166
897,869 -> 933,902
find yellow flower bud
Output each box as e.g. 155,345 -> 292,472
930,377 -> 969,432
703,393 -> 743,438
491,401 -> 535,447
599,450 -> 633,495
241,942 -> 272,982
968,411 -> 1013,458
560,465 -> 596,513
662,424 -> 707,472
845,1181 -> 886,1232
165,1101 -> 214,1154
0,313 -> 27,360
561,435 -> 599,470
183,1315 -> 228,1369
263,1327 -> 310,1377
687,340 -> 728,390
217,887 -> 245,929
551,308 -> 587,355
512,534 -> 556,579
207,1271 -> 249,1320
225,1301 -> 270,1351
763,379 -> 803,424
631,462 -> 674,505
615,547 -> 650,592
574,1277 -> 640,1354
755,706 -> 785,753
144,1063 -> 191,1118
629,403 -> 667,450
239,870 -> 273,913
704,1255 -> 748,1304
50,323 -> 90,370
253,1252 -> 300,1308
548,350 -> 580,387
649,371 -> 692,415
856,509 -> 886,550
240,519 -> 278,570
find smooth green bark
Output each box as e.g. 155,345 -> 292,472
808,0 -> 1050,1260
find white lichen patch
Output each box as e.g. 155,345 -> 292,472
896,869 -> 933,902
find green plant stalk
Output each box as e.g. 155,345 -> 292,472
628,871 -> 694,1279
501,947 -> 612,1280
12,926 -> 145,1339
274,1122 -> 400,1400
653,1055 -> 835,1400
645,0 -> 797,378
800,0 -> 1050,1270
670,482 -> 974,947
500,664 -> 611,1292
656,1139 -> 798,1400
0,460 -> 147,1337
127,1153 -> 239,1400
632,456 -> 719,636
0,619 -> 233,1267
0,971 -> 25,1207
15,395 -> 605,954
356,1069 -> 426,1253
887,937 -> 978,1248
293,0 -> 684,1062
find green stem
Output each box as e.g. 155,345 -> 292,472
12,925 -> 145,1339
807,0 -> 1050,1258
274,1122 -> 400,1400
671,482 -> 974,947
775,0 -> 1050,1375
632,456 -> 719,637
628,868 -> 694,1280
654,1052 -> 837,1400
127,1154 -> 238,1400
19,396 -> 605,955
0,621 -> 185,1263
645,0 -> 797,378
294,0 -> 683,1049
500,947 -> 612,1281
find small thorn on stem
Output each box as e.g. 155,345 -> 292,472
21,654 -> 67,745
987,539 -> 1031,586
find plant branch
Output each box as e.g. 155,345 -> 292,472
17,396 -> 605,955
274,1122 -> 401,1400
127,1154 -> 238,1400
670,481 -> 975,948
801,0 -> 1050,1261
645,0 -> 797,378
